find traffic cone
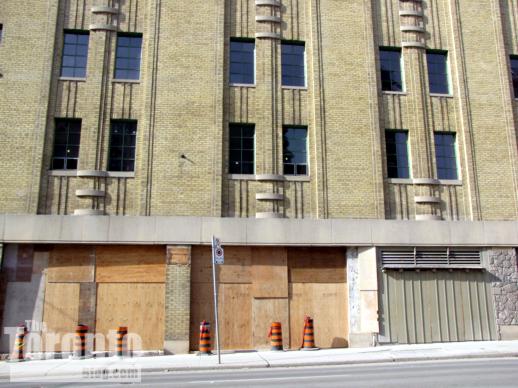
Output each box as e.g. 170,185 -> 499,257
198,321 -> 212,355
9,324 -> 27,362
300,316 -> 319,350
268,322 -> 283,351
116,326 -> 128,357
73,324 -> 89,359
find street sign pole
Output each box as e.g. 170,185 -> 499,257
211,236 -> 221,364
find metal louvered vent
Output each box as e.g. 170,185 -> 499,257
381,248 -> 481,269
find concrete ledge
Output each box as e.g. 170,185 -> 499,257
399,10 -> 424,17
255,32 -> 281,39
413,178 -> 441,185
75,189 -> 105,197
256,193 -> 284,201
91,6 -> 118,14
77,170 -> 108,178
402,41 -> 426,49
255,0 -> 282,6
73,209 -> 105,216
415,214 -> 442,221
256,174 -> 284,181
415,196 -> 441,204
256,212 -> 284,219
89,24 -> 117,31
1,215 -> 518,247
400,25 -> 426,33
256,16 -> 282,23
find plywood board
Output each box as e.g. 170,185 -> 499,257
219,284 -> 252,350
42,282 -> 80,352
96,246 -> 165,283
47,246 -> 94,283
191,246 -> 252,284
190,283 -> 252,350
288,248 -> 346,283
252,247 -> 288,298
289,283 -> 348,349
95,283 -> 165,351
252,298 -> 289,349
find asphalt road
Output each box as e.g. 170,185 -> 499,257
2,358 -> 518,387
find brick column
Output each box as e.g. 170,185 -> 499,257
164,246 -> 192,354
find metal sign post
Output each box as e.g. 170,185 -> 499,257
211,236 -> 224,364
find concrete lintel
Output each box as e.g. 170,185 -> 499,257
255,32 -> 281,40
255,16 -> 282,23
1,215 -> 518,247
89,24 -> 117,32
91,6 -> 118,14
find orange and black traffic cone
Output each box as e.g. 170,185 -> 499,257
116,326 -> 128,357
300,316 -> 319,351
73,324 -> 89,359
198,321 -> 212,355
268,322 -> 283,351
9,324 -> 27,362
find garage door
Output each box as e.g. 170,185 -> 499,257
379,249 -> 497,344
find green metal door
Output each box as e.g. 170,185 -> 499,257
379,270 -> 497,344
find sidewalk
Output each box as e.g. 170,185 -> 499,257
1,340 -> 517,381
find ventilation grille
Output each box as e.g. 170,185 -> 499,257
382,248 -> 481,269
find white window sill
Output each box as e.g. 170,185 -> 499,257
388,177 -> 462,186
282,85 -> 307,90
388,178 -> 413,185
112,79 -> 140,84
284,175 -> 310,182
48,170 -> 135,178
439,179 -> 462,186
430,93 -> 453,98
382,91 -> 407,96
228,174 -> 310,182
59,77 -> 86,82
230,83 -> 256,88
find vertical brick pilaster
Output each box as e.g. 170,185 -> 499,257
164,245 -> 192,354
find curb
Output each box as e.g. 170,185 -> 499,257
0,351 -> 516,380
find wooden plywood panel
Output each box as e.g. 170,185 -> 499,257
252,247 -> 288,298
219,284 -> 252,349
42,282 -> 80,352
191,246 -> 251,284
189,283 -> 252,350
189,282 -> 214,350
47,246 -> 94,283
252,298 -> 289,349
289,283 -> 348,349
288,248 -> 346,283
95,283 -> 165,350
96,246 -> 165,283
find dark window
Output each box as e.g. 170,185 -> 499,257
108,121 -> 137,172
114,34 -> 142,80
283,127 -> 308,175
380,47 -> 403,92
385,130 -> 410,179
282,42 -> 305,87
51,119 -> 81,170
60,31 -> 89,78
434,132 -> 458,180
230,39 -> 255,85
427,51 -> 450,94
511,55 -> 518,98
229,124 -> 255,174
0,24 -> 3,44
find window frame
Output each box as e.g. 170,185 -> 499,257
281,41 -> 307,88
228,123 -> 256,175
107,120 -> 138,172
60,30 -> 90,79
283,125 -> 309,176
379,46 -> 404,93
510,55 -> 518,99
0,24 -> 4,45
434,132 -> 459,180
114,32 -> 143,81
229,38 -> 256,87
385,129 -> 411,179
426,50 -> 451,96
51,118 -> 82,170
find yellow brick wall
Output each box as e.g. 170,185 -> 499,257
0,0 -> 517,221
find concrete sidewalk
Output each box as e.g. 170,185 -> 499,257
1,341 -> 517,381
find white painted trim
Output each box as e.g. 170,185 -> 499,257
229,83 -> 256,88
59,77 -> 87,82
256,193 -> 284,201
112,79 -> 141,84
430,93 -> 454,98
